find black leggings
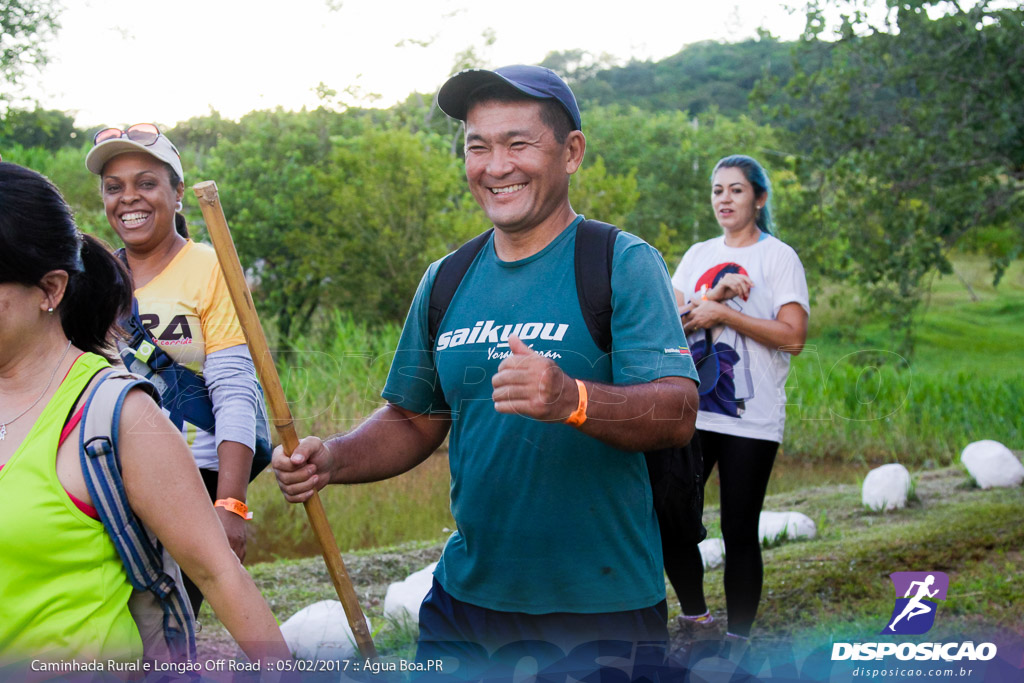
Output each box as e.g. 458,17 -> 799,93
664,430 -> 778,637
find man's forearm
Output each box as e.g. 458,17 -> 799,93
325,404 -> 451,484
573,377 -> 698,452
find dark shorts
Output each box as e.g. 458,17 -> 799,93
414,578 -> 669,682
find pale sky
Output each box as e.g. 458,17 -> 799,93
30,0 -> 811,128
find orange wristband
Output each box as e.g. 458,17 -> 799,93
564,379 -> 588,427
215,497 -> 253,520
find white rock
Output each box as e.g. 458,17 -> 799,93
862,463 -> 911,511
961,440 -> 1024,489
698,537 -> 725,569
759,511 -> 817,544
383,562 -> 438,625
280,600 -> 370,661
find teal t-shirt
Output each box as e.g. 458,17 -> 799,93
382,217 -> 698,614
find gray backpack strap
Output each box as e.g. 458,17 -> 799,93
79,371 -> 197,663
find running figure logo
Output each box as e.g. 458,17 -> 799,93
882,571 -> 949,635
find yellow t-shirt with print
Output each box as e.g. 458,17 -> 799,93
135,239 -> 246,469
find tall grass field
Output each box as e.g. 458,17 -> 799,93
786,257 -> 1024,462
245,258 -> 1023,562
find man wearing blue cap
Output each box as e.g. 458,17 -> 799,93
273,65 -> 698,677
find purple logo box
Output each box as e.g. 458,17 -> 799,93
882,571 -> 950,635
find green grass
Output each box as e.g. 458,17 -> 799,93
784,257 -> 1024,464
246,454 -> 453,564
198,465 -> 1024,664
275,311 -> 402,436
246,311 -> 453,563
761,496 -> 1024,643
668,466 -> 1024,642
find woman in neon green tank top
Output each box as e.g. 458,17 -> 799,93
0,163 -> 290,666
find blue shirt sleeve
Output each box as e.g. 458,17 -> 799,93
609,233 -> 699,386
381,259 -> 449,414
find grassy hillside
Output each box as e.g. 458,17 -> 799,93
198,464 -> 1024,670
554,38 -> 801,119
784,257 -> 1024,462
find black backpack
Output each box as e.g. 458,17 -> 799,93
427,219 -> 707,548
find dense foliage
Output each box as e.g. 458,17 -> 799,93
2,0 -> 1020,353
762,0 -> 1024,354
560,36 -> 799,119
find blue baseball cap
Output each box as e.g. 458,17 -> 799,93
436,65 -> 582,131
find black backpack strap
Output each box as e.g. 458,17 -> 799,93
575,221 -> 707,551
117,249 -> 270,476
574,219 -> 620,353
428,229 -> 494,351
117,297 -> 216,434
116,247 -> 218,434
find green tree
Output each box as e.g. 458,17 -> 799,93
0,0 -> 61,100
314,126 -> 481,325
449,28 -> 496,75
569,38 -> 798,119
0,107 -> 83,150
199,109 -> 338,339
584,105 -> 785,264
201,110 -> 481,336
2,142 -> 115,243
771,0 -> 1024,354
168,109 -> 243,153
539,49 -> 618,85
570,156 -> 639,232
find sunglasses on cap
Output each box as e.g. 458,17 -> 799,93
93,123 -> 163,147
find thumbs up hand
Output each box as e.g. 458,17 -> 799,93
492,335 -> 577,422
507,335 -> 534,357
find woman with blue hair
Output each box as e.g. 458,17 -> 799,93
669,155 -> 809,642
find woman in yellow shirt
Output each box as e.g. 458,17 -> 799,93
85,124 -> 261,613
0,162 -> 289,665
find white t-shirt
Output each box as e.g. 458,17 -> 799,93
672,233 -> 809,443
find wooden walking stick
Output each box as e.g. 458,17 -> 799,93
193,180 -> 378,661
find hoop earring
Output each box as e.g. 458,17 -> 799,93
175,200 -> 184,212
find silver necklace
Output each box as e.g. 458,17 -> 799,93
0,340 -> 73,441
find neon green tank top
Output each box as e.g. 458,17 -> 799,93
0,352 -> 142,662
